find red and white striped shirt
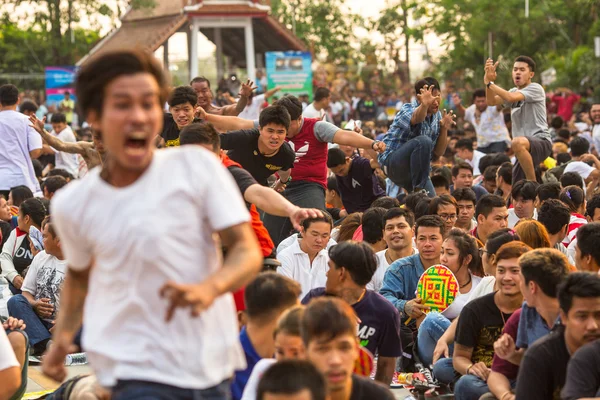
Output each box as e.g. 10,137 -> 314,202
562,213 -> 587,247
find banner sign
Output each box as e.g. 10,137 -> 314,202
266,51 -> 313,101
45,66 -> 77,106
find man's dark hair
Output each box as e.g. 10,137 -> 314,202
477,155 -> 495,177
519,249 -> 569,298
537,182 -> 562,203
259,105 -> 291,130
511,180 -> 539,201
76,50 -> 169,118
371,196 -> 400,209
415,215 -> 446,237
431,174 -> 450,190
302,212 -> 333,231
453,188 -> 477,205
560,172 -> 584,189
190,76 -> 210,88
301,297 -> 357,345
428,194 -> 458,215
476,194 -> 506,219
514,55 -> 536,72
586,194 -> 600,219
486,229 -> 521,255
550,116 -> 564,129
274,95 -> 303,120
314,87 -> 331,102
0,84 -> 19,106
455,138 -> 474,152
570,136 -> 590,157
244,272 -> 301,321
558,272 -> 600,314
50,113 -> 67,124
452,162 -> 473,177
556,152 -> 572,166
557,129 -> 571,142
43,176 -> 68,195
472,88 -> 486,101
20,198 -> 47,227
497,162 -> 513,185
47,168 -> 74,181
9,185 -> 33,207
576,223 -> 600,266
32,159 -> 43,179
405,192 -> 428,213
327,148 -> 348,168
257,360 -> 326,400
179,122 -> 220,152
41,216 -> 56,238
168,86 -> 197,108
538,199 -> 571,235
20,100 -> 38,114
327,176 -> 339,194
329,241 -> 378,286
361,207 -> 386,245
383,207 -> 415,228
483,165 -> 499,184
414,197 -> 432,220
415,77 -> 441,95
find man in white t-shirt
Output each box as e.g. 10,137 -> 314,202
563,136 -> 600,183
589,103 -> 600,153
42,50 -> 263,399
0,325 -> 21,399
368,208 -> 417,292
302,87 -> 331,120
454,138 -> 486,176
40,113 -> 79,178
237,86 -> 281,120
0,84 -> 43,196
277,214 -> 333,298
7,217 -> 67,355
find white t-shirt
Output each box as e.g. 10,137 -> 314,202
0,328 -> 18,372
51,126 -> 79,178
277,240 -> 329,298
592,124 -> 600,154
0,110 -> 42,192
563,161 -> 595,180
238,94 -> 266,120
241,358 -> 276,400
51,146 -> 249,389
302,103 -> 325,119
367,248 -> 418,292
21,251 -> 67,321
468,276 -> 496,300
464,105 -> 510,148
469,150 -> 486,176
508,208 -> 538,229
442,274 -> 482,320
276,233 -> 336,256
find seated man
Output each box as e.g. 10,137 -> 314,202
327,148 -> 385,213
561,339 -> 600,400
42,175 -> 67,200
487,248 -> 569,400
453,188 -> 477,232
301,297 -> 395,399
496,162 -> 513,203
573,223 -> 600,273
257,360 -> 326,400
507,180 -> 539,228
231,272 -> 301,400
0,324 -> 22,400
360,207 -> 387,253
471,195 -> 509,245
432,174 -> 451,197
454,138 -> 486,176
451,162 -> 489,201
277,214 -> 333,298
302,241 -> 402,384
515,273 -> 600,400
562,136 -> 600,184
537,199 -> 571,254
369,208 -> 417,292
7,216 -> 66,355
534,182 -> 561,211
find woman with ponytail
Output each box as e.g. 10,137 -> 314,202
559,185 -> 587,246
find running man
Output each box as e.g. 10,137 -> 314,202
191,76 -> 256,116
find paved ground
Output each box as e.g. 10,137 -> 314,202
26,364 -> 413,399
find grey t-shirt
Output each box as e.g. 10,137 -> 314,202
508,83 -> 550,142
252,119 -> 339,143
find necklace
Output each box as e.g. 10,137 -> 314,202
459,274 -> 472,289
356,289 -> 367,303
385,250 -> 393,265
495,292 -> 507,327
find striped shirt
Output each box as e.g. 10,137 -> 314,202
562,213 -> 586,247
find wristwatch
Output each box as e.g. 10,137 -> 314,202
371,140 -> 382,149
487,81 -> 495,88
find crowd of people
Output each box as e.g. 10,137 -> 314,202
0,48 -> 599,400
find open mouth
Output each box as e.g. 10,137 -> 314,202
268,139 -> 280,147
124,136 -> 150,158
177,118 -> 189,126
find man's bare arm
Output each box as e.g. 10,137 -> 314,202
196,107 -> 255,132
374,356 -> 396,384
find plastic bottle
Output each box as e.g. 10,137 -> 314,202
396,372 -> 414,384
64,353 -> 88,366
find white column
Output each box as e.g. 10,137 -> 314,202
215,27 -> 224,81
190,19 -> 199,79
244,19 -> 256,82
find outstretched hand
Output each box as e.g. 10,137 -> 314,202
239,80 -> 258,97
194,106 -> 207,120
440,109 -> 457,129
417,84 -> 438,107
289,207 -> 323,231
484,58 -> 499,84
29,114 -> 46,134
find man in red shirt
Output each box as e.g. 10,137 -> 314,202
551,88 -> 580,122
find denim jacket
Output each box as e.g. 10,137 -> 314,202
380,253 -> 425,317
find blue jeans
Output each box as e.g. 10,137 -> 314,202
417,312 -> 453,367
477,141 -> 507,154
111,380 -> 231,400
454,374 -> 492,400
7,294 -> 52,346
263,181 -> 325,246
432,357 -> 458,385
383,136 -> 435,197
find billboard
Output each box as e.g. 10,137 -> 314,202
45,66 -> 77,106
265,51 -> 313,101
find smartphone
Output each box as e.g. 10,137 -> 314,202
29,226 -> 44,251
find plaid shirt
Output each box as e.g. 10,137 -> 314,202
378,101 -> 442,165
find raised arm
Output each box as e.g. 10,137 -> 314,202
223,80 -> 257,116
411,85 -> 438,125
434,109 -> 456,157
195,106 -> 255,132
331,126 -> 386,154
264,86 -> 282,99
484,59 -> 505,106
29,115 -> 90,155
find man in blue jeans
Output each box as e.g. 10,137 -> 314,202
379,77 -> 456,197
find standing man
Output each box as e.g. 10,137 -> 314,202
42,50 -> 263,399
484,56 -> 552,183
589,103 -> 600,153
59,91 -> 75,126
191,76 -> 255,116
160,85 -> 200,147
454,89 -> 510,154
302,87 -> 331,120
40,113 -> 79,178
378,77 -> 456,197
0,84 -> 42,196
